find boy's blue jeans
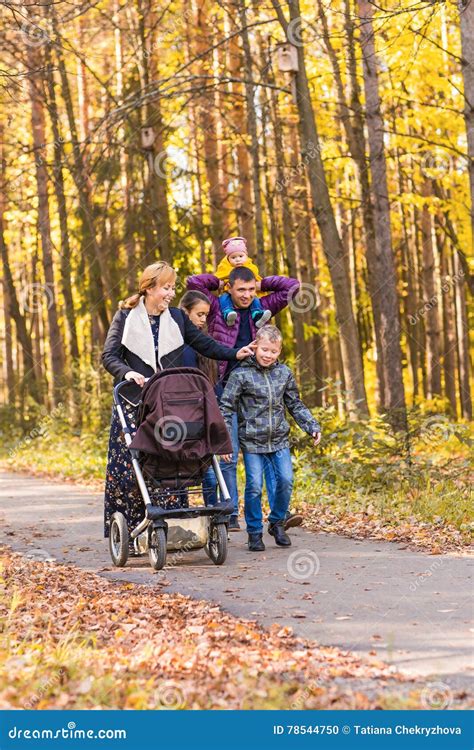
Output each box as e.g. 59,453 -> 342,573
243,448 -> 293,534
218,412 -> 277,519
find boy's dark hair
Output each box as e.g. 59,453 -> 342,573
229,266 -> 256,286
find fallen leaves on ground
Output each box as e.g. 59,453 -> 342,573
300,503 -> 472,555
0,547 -> 449,711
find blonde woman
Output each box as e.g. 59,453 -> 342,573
102,261 -> 254,542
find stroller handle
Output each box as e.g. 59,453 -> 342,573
113,378 -> 149,406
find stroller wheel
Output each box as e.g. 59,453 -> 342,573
148,527 -> 167,571
206,523 -> 228,566
109,512 -> 129,567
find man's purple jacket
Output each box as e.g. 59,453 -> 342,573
186,273 -> 300,379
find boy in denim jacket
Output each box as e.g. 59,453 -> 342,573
220,325 -> 321,551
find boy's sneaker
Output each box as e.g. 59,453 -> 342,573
225,311 -> 238,327
253,309 -> 272,329
228,516 -> 241,531
284,511 -> 303,530
268,521 -> 292,547
248,533 -> 265,551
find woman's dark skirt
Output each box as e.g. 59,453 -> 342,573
104,403 -> 143,538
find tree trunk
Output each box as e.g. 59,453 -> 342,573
26,34 -> 65,405
195,0 -> 228,254
331,0 -> 385,409
453,249 -> 472,419
436,226 -> 457,415
420,180 -> 442,397
0,217 -> 41,404
138,0 -> 173,263
2,280 -> 15,405
44,50 -> 80,365
113,1 -> 136,287
356,0 -> 406,429
272,0 -> 368,417
237,0 -> 265,270
52,10 -> 110,335
228,31 -> 255,252
459,0 -> 474,244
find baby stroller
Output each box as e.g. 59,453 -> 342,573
109,367 -> 234,571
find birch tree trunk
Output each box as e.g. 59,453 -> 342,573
420,180 -> 442,397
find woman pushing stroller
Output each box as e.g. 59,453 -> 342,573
101,261 -> 255,545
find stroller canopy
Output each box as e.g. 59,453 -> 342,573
130,367 -> 232,467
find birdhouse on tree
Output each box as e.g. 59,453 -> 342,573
276,43 -> 299,73
141,127 -> 155,151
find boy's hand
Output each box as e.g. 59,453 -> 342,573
221,454 -> 232,462
218,280 -> 225,291
313,431 -> 322,446
256,280 -> 261,291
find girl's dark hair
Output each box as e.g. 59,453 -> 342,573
179,291 -> 218,385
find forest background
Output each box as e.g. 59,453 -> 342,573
0,0 -> 472,545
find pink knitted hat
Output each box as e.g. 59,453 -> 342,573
222,236 -> 248,257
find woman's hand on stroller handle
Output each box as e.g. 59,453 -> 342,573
125,371 -> 146,387
236,340 -> 257,360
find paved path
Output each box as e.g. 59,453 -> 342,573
1,472 -> 472,691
